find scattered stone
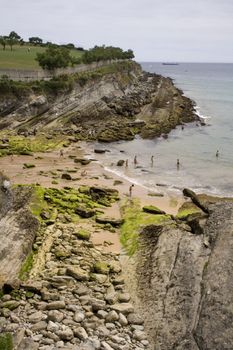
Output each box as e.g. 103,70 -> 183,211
95,217 -> 124,227
93,261 -> 110,275
127,313 -> 144,325
94,149 -> 106,154
110,303 -> 134,315
118,313 -> 128,326
66,266 -> 90,281
117,160 -> 124,166
56,326 -> 74,341
28,311 -> 45,323
106,310 -> 119,322
46,301 -> 66,310
73,326 -> 88,340
75,207 -> 96,218
61,173 -> 72,180
31,321 -> 48,332
74,311 -> 85,323
105,285 -> 118,305
91,298 -> 106,312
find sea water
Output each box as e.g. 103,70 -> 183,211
86,63 -> 233,197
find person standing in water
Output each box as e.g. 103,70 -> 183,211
216,150 -> 219,157
177,159 -> 180,170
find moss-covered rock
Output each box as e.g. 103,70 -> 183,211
142,205 -> 166,215
18,252 -> 34,281
1,300 -> 20,310
121,199 -> 171,256
54,248 -> 71,259
74,229 -> 91,240
93,261 -> 110,275
0,135 -> 64,157
176,202 -> 203,220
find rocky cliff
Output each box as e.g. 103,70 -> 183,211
0,61 -> 197,141
0,174 -> 40,288
128,195 -> 233,350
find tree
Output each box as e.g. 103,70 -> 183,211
9,31 -> 21,40
63,43 -> 75,49
36,46 -> 72,70
29,37 -> 43,45
0,36 -> 7,50
124,49 -> 134,59
6,37 -> 17,51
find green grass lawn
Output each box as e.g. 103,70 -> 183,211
0,45 -> 84,70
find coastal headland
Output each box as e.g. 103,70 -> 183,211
0,60 -> 232,350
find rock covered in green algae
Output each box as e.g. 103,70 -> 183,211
74,229 -> 91,240
93,261 -> 110,275
142,205 -> 166,215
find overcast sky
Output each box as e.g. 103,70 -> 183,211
1,0 -> 233,62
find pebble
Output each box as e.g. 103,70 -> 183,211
0,222 -> 151,349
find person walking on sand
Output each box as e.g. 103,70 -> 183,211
129,184 -> 134,197
60,149 -> 64,157
134,156 -> 138,165
177,158 -> 180,169
125,159 -> 128,167
216,150 -> 219,158
151,155 -> 154,166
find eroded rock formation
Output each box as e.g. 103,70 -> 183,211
0,61 -> 198,142
132,199 -> 233,350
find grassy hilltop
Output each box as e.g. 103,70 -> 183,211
0,45 -> 84,70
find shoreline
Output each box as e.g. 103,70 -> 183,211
0,141 -> 185,216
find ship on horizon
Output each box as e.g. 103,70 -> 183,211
162,62 -> 179,65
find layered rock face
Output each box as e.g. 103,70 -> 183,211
0,175 -> 39,288
133,201 -> 233,350
0,62 -> 197,141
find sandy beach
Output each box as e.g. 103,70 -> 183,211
0,141 -> 185,253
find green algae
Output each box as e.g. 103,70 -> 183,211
120,199 -> 171,256
0,333 -> 13,350
74,229 -> 91,240
176,202 -> 203,220
0,135 -> 64,157
18,251 -> 34,280
93,261 -> 110,274
142,205 -> 165,215
29,185 -> 47,219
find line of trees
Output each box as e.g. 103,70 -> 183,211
82,46 -> 134,63
0,31 -> 84,52
36,45 -> 134,70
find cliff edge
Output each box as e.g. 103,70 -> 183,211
0,61 -> 197,141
